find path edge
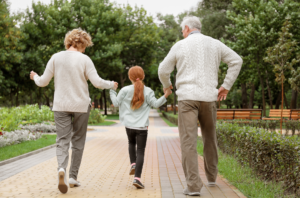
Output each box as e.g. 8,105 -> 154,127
198,155 -> 247,198
0,143 -> 56,166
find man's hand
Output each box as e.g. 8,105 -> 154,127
164,88 -> 172,98
218,86 -> 229,101
30,71 -> 37,80
113,82 -> 118,90
163,85 -> 173,94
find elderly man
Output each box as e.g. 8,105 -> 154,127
158,16 -> 242,196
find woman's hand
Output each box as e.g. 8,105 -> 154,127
164,88 -> 172,98
113,82 -> 118,90
30,71 -> 37,80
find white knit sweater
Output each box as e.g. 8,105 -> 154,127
34,51 -> 114,112
158,33 -> 243,102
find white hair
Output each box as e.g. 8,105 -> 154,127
180,16 -> 202,32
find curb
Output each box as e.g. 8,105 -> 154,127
0,143 -> 56,166
198,155 -> 247,198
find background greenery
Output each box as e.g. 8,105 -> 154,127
0,0 -> 300,114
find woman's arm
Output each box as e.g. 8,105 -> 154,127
110,89 -> 126,108
86,57 -> 115,89
33,57 -> 54,87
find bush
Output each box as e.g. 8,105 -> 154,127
216,122 -> 300,194
0,130 -> 42,148
162,111 -> 178,125
88,109 -> 106,124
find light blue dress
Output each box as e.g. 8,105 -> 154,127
110,85 -> 167,128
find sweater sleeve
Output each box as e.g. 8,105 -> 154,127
219,41 -> 243,90
146,90 -> 167,108
34,56 -> 54,87
110,89 -> 126,108
158,44 -> 178,89
86,57 -> 114,89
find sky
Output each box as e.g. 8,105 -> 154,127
9,0 -> 200,17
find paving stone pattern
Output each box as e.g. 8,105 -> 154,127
0,110 -> 244,198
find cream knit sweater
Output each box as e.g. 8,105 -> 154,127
34,51 -> 114,112
158,33 -> 243,102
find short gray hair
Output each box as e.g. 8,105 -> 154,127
180,16 -> 202,31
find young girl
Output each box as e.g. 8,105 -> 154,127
110,66 -> 172,189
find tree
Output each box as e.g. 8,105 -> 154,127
264,19 -> 300,133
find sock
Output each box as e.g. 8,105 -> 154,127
131,163 -> 136,166
134,177 -> 141,181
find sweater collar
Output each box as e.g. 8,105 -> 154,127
188,30 -> 201,37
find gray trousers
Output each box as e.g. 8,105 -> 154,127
54,106 -> 90,180
178,100 -> 218,192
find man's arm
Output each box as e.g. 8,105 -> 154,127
32,57 -> 55,87
219,41 -> 243,91
158,44 -> 178,89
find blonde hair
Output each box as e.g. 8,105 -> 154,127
64,28 -> 93,50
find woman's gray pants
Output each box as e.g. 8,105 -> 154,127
54,106 -> 90,180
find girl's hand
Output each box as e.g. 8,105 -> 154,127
164,88 -> 172,98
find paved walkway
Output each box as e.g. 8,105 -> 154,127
0,110 -> 245,198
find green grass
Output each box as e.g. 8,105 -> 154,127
197,138 -> 288,198
0,134 -> 57,162
105,114 -> 119,120
88,121 -> 116,126
159,114 -> 177,127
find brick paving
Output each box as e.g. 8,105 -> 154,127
0,110 -> 245,198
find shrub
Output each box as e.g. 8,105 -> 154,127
216,122 -> 300,194
162,111 -> 178,125
0,130 -> 42,148
88,109 -> 106,124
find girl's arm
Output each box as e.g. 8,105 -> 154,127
110,89 -> 126,107
146,90 -> 167,108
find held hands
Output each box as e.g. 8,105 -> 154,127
218,86 -> 229,101
164,85 -> 173,98
30,71 -> 37,80
113,82 -> 118,90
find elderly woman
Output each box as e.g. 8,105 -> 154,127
30,29 -> 118,194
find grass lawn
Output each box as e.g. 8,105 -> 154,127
197,138 -> 287,198
0,134 -> 57,162
105,114 -> 119,120
159,114 -> 177,127
89,121 -> 116,126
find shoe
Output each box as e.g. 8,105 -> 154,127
207,182 -> 216,186
129,165 -> 136,175
133,179 -> 144,189
69,178 -> 81,188
58,168 -> 68,194
183,188 -> 200,196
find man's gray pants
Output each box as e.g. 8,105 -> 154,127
178,100 -> 218,192
54,106 -> 90,180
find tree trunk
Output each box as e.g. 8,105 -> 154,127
241,83 -> 248,108
10,90 -> 14,107
30,92 -> 33,104
265,70 -> 273,109
280,78 -> 284,134
94,95 -> 99,110
275,91 -> 281,109
120,73 -> 127,88
257,67 -> 266,116
100,93 -> 104,110
284,92 -> 289,109
38,88 -> 42,109
103,90 -> 107,115
290,90 -> 298,109
15,88 -> 19,107
248,83 -> 255,109
44,93 -> 50,107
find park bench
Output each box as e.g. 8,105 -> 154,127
290,109 -> 300,120
262,109 -> 291,120
217,109 -> 262,120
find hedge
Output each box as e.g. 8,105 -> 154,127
162,111 -> 178,125
216,122 -> 300,194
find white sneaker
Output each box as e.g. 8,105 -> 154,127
58,168 -> 68,194
207,182 -> 216,186
183,188 -> 201,196
69,178 -> 81,188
